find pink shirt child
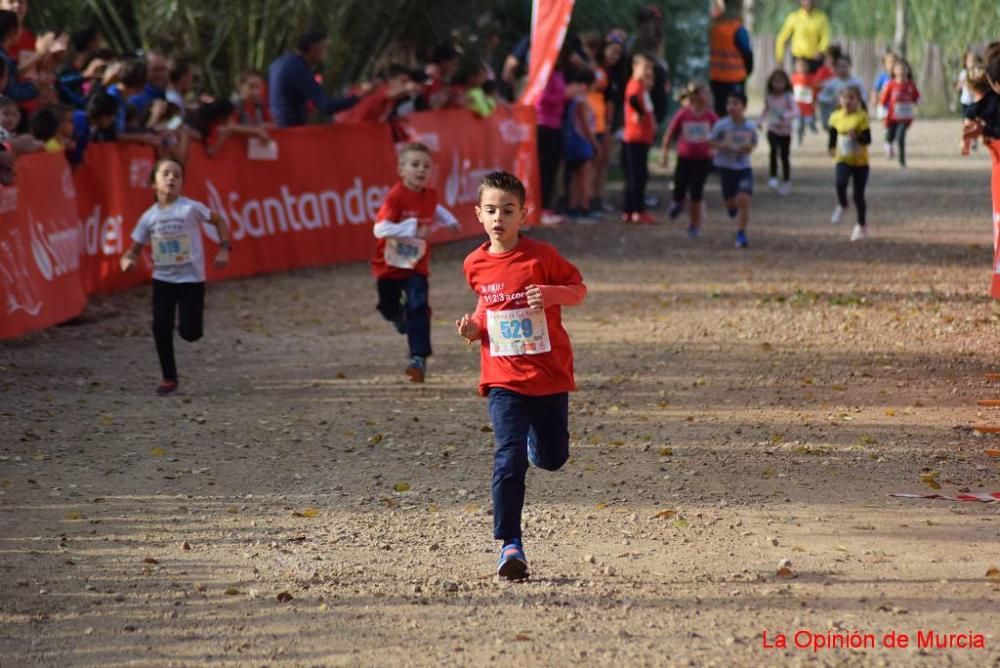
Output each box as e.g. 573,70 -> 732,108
665,107 -> 719,160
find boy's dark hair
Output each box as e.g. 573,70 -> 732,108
121,59 -> 148,89
477,171 -> 526,207
826,44 -> 844,61
169,57 -> 192,85
727,91 -> 748,106
836,54 -> 852,67
297,31 -> 327,53
766,68 -> 791,94
632,52 -> 654,67
71,26 -> 100,54
0,10 -> 18,45
31,107 -> 60,142
86,90 -> 120,121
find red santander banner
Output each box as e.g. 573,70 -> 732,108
1,108 -> 542,340
519,0 -> 576,107
0,153 -> 87,338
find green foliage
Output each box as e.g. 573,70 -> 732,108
26,0 -> 707,96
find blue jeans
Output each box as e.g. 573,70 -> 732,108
376,275 -> 431,357
487,388 -> 569,541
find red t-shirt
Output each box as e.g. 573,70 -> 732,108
463,237 -> 584,397
880,80 -> 920,126
371,182 -> 439,280
623,77 -> 654,145
13,29 -> 34,62
790,72 -> 816,115
666,106 -> 718,160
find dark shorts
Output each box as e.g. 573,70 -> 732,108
719,167 -> 754,200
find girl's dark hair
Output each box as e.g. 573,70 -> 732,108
766,68 -> 791,94
477,170 -> 526,206
188,97 -> 234,141
71,26 -> 100,54
86,90 -> 119,120
0,10 -> 18,44
121,59 -> 148,89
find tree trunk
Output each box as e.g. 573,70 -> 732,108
893,0 -> 907,58
743,0 -> 754,34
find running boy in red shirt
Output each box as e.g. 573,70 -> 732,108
456,171 -> 587,580
372,142 -> 459,382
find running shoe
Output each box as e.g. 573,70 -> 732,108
540,210 -> 563,225
735,230 -> 749,248
830,205 -> 845,224
405,355 -> 426,383
767,177 -> 779,190
668,201 -> 684,219
156,379 -> 179,396
497,539 -> 529,580
687,225 -> 700,239
621,212 -> 634,224
850,224 -> 867,241
778,181 -> 791,196
633,212 -> 658,225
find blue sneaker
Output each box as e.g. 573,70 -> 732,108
497,539 -> 529,580
405,355 -> 426,383
668,201 -> 684,220
687,225 -> 700,239
527,435 -> 540,468
735,230 -> 749,248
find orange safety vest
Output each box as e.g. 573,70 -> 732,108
709,19 -> 748,83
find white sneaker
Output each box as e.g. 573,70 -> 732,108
884,143 -> 893,159
850,223 -> 866,241
778,181 -> 791,196
540,210 -> 563,225
767,177 -> 779,190
831,205 -> 845,224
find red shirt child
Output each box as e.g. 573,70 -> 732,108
791,70 -> 815,118
880,80 -> 920,127
623,75 -> 655,145
664,105 -> 718,161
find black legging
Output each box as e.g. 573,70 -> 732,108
622,142 -> 650,214
885,122 -> 909,166
835,163 -> 869,225
536,125 -> 563,210
767,131 -> 791,181
152,279 -> 205,381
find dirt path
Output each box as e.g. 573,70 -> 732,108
2,119 -> 1000,667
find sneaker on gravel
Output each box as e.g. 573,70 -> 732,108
497,539 -> 529,580
778,181 -> 791,196
735,230 -> 749,248
668,201 -> 684,219
850,224 -> 867,241
767,177 -> 779,190
405,355 -> 426,383
156,379 -> 179,396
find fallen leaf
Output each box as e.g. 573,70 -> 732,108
150,447 -> 166,457
920,472 -> 941,490
224,588 -> 241,596
296,508 -> 320,518
653,509 -> 677,520
659,447 -> 673,457
514,633 -> 531,641
594,502 -> 607,510
276,591 -> 294,603
65,511 -> 83,520
987,566 -> 1000,582
143,557 -> 159,564
885,408 -> 896,417
392,482 -> 410,493
985,449 -> 1000,458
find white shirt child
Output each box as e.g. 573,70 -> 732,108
131,196 -> 212,283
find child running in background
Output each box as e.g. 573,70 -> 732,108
790,58 -> 816,145
120,159 -> 231,395
819,54 -> 868,117
562,68 -> 599,221
762,69 -> 798,195
827,86 -> 871,241
371,142 -> 460,383
622,52 -> 657,224
871,51 -> 897,121
880,58 -> 920,167
661,81 -> 717,237
814,45 -> 841,130
956,51 -> 984,118
961,69 -> 990,155
456,170 -> 586,580
709,91 -> 757,248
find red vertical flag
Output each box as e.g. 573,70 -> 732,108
518,0 -> 576,107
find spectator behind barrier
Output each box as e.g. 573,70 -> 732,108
268,30 -> 360,127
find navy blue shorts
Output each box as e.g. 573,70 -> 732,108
719,167 -> 754,200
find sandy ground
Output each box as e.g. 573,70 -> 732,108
2,119 -> 1000,667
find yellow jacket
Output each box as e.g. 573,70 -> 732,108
775,8 -> 830,61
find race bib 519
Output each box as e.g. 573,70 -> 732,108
151,234 -> 192,266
